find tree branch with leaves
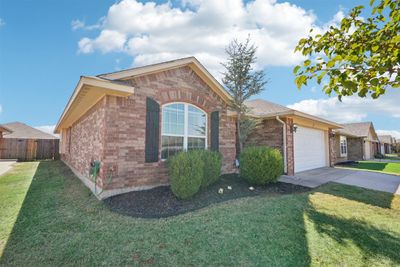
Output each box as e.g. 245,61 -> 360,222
294,0 -> 400,99
222,37 -> 267,154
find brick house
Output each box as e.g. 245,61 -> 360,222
55,57 -> 342,198
244,99 -> 342,175
378,135 -> 394,155
333,122 -> 380,163
0,124 -> 12,139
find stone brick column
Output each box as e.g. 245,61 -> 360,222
285,118 -> 295,176
328,129 -> 336,167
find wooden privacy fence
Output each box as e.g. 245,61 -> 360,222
0,138 -> 59,161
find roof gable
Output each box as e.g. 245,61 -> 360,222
378,135 -> 393,144
98,57 -> 232,103
338,122 -> 378,140
245,99 -> 342,129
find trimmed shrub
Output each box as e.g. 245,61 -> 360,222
240,146 -> 283,185
168,150 -> 204,199
200,150 -> 222,188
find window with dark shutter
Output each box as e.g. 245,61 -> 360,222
145,97 -> 160,162
211,111 -> 219,151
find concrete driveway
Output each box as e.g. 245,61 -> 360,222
0,160 -> 16,176
279,167 -> 400,195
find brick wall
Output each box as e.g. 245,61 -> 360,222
60,98 -> 107,187
332,134 -> 347,164
285,118 -> 294,176
101,66 -> 237,190
347,137 -> 364,161
61,66 -> 237,192
245,117 -> 293,175
245,118 -> 284,154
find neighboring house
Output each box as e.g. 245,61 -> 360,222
394,139 -> 400,153
334,122 -> 379,162
378,135 -> 393,155
0,124 -> 12,138
245,99 -> 342,174
0,122 -> 59,160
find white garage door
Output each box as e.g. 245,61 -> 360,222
294,126 -> 327,173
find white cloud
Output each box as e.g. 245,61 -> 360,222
71,19 -> 102,31
76,0 -> 337,74
78,30 -> 126,54
71,19 -> 85,31
287,90 -> 400,123
0,18 -> 5,27
376,130 -> 400,140
35,125 -> 59,137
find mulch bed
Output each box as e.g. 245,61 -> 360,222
103,174 -> 310,218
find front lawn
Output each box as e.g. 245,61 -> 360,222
338,161 -> 400,175
384,154 -> 400,161
1,161 -> 400,266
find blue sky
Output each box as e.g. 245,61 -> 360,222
0,0 -> 399,138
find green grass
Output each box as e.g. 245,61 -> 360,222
340,161 -> 400,175
384,154 -> 400,161
1,161 -> 400,266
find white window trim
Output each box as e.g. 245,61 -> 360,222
340,135 -> 347,157
161,102 -> 207,160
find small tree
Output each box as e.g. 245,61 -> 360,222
222,37 -> 267,153
294,0 -> 400,99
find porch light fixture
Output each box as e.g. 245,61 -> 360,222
291,123 -> 298,133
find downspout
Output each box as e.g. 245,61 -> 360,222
276,116 -> 287,174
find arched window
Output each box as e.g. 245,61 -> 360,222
161,103 -> 207,159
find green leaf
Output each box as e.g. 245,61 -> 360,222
295,75 -> 307,89
317,71 -> 327,84
371,45 -> 379,52
303,59 -> 311,67
370,78 -> 379,86
293,65 -> 301,74
326,60 -> 335,68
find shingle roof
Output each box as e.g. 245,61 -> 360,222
0,124 -> 12,134
378,135 -> 393,144
245,99 -> 291,117
244,99 -> 342,128
337,122 -> 374,138
2,122 -> 58,139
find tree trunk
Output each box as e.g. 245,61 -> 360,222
237,112 -> 242,156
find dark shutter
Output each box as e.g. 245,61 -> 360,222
211,111 -> 219,151
145,97 -> 160,162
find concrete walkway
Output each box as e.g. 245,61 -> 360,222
0,160 -> 16,176
279,167 -> 400,195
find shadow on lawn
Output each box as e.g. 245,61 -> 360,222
340,161 -> 388,171
306,205 -> 400,264
0,161 -> 86,265
1,161 -> 399,266
317,183 -> 397,209
0,161 -> 313,266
